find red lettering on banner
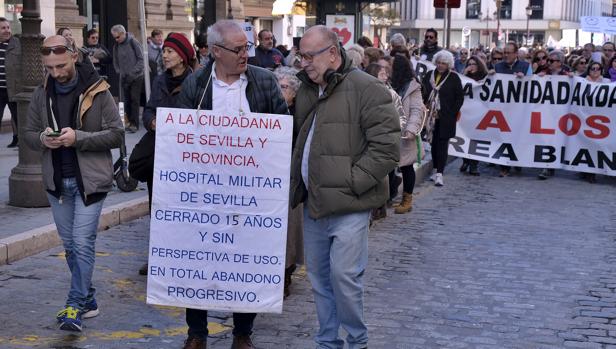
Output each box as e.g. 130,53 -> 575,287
558,113 -> 581,136
179,114 -> 194,125
584,115 -> 610,139
476,110 -> 511,132
165,113 -> 174,123
530,112 -> 556,135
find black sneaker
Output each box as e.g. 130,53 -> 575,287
82,299 -> 99,319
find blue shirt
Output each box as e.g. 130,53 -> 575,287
494,59 -> 532,76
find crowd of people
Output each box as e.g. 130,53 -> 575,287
17,17 -> 614,349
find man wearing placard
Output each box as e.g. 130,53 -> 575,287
291,25 -> 400,349
176,20 -> 287,349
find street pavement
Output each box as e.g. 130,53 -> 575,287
1,160 -> 616,348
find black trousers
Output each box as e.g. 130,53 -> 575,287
400,165 -> 416,194
122,75 -> 143,128
186,308 -> 256,339
431,121 -> 450,174
0,89 -> 17,135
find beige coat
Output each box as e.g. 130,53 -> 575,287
399,80 -> 425,167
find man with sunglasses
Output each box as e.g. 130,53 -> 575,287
291,25 -> 399,349
419,28 -> 442,61
176,20 -> 287,349
0,17 -> 20,148
23,35 -> 123,332
490,41 -> 531,177
110,24 -> 144,133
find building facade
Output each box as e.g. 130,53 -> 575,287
393,0 -> 614,49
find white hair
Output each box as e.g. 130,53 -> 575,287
346,50 -> 363,68
390,33 -> 406,48
110,24 -> 126,35
432,50 -> 455,69
273,66 -> 301,93
347,44 -> 365,58
207,20 -> 243,47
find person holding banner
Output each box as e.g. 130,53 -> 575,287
459,55 -> 488,176
491,42 -> 531,177
23,35 -> 124,331
292,25 -> 400,349
175,20 -> 288,349
422,50 -> 464,187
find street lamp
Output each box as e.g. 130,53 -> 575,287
525,5 -> 533,47
479,10 -> 492,47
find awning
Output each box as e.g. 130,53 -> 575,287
272,0 -> 295,15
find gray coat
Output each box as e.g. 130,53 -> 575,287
5,35 -> 21,100
23,65 -> 124,199
112,33 -> 144,82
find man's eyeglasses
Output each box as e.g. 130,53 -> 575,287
40,45 -> 74,56
214,43 -> 253,55
425,35 -> 435,40
297,45 -> 332,62
548,58 -> 559,63
492,56 -> 503,61
579,61 -> 587,64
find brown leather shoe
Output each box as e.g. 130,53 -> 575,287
231,334 -> 254,349
183,336 -> 206,349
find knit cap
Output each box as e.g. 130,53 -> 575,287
163,33 -> 195,65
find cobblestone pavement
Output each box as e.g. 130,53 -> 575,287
1,160 -> 616,349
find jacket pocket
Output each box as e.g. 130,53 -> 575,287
350,164 -> 377,196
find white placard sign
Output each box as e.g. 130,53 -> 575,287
581,16 -> 616,35
326,14 -> 355,49
242,22 -> 257,57
146,107 -> 292,313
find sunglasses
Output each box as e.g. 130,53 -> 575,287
548,59 -> 559,63
40,45 -> 74,56
492,56 -> 503,61
579,61 -> 587,64
590,67 -> 602,72
425,35 -> 435,40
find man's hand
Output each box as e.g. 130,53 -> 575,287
150,117 -> 156,131
401,130 -> 415,139
488,69 -> 496,75
515,72 -> 525,78
42,127 -> 62,149
56,127 -> 76,147
537,72 -> 546,77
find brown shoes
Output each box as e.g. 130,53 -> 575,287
231,334 -> 255,349
182,336 -> 206,349
394,192 -> 413,214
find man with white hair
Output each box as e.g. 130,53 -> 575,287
111,24 -> 144,133
176,20 -> 288,349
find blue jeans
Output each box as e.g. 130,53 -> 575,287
303,207 -> 370,349
47,177 -> 104,310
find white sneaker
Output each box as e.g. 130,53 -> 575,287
435,173 -> 443,186
430,172 -> 437,181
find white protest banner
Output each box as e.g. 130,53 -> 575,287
581,16 -> 616,35
146,108 -> 292,313
452,74 -> 616,175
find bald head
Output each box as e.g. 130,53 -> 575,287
303,25 -> 340,52
43,35 -> 72,49
41,35 -> 77,84
299,25 -> 343,87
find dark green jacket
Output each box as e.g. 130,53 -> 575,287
291,53 -> 400,219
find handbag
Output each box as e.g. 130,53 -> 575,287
128,131 -> 155,182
